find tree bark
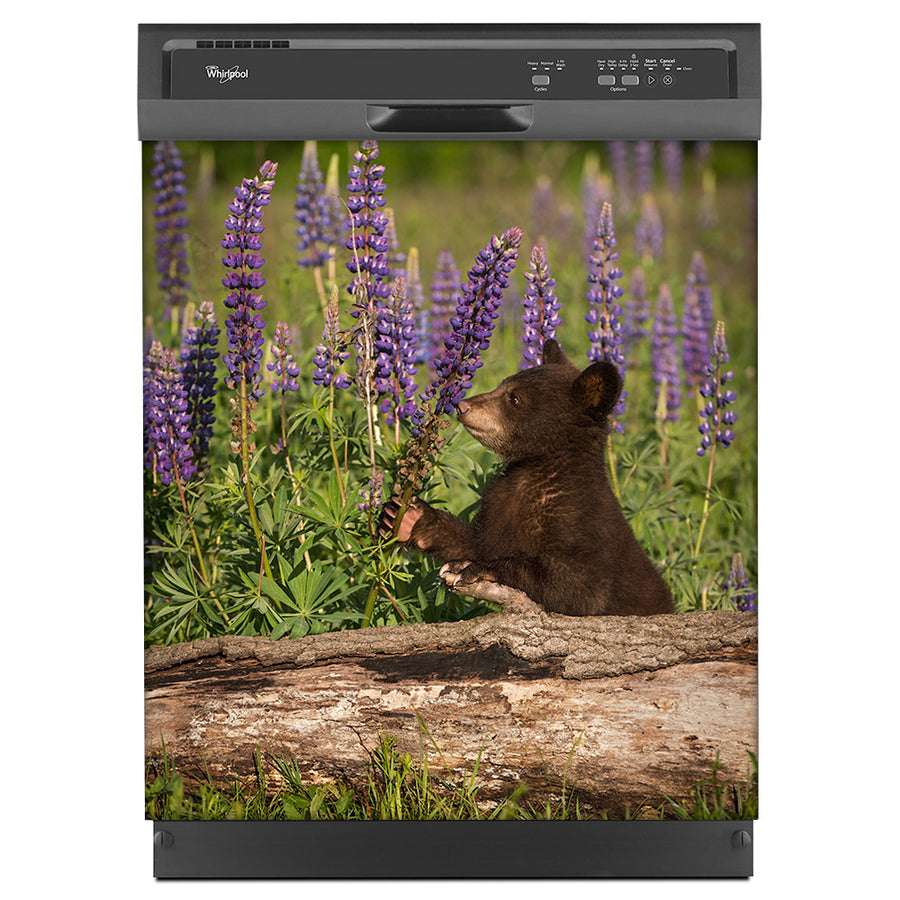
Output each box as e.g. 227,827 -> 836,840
145,608 -> 757,818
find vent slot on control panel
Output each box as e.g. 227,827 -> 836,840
195,39 -> 288,49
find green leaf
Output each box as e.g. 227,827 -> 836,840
272,485 -> 285,526
318,611 -> 366,623
289,570 -> 319,601
327,471 -> 343,517
258,576 -> 293,608
257,502 -> 275,534
270,620 -> 292,641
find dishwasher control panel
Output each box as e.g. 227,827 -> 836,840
526,48 -> 731,98
168,45 -> 734,100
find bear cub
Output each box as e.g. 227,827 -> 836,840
385,340 -> 674,616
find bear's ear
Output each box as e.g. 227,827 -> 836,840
572,361 -> 623,422
541,339 -> 577,369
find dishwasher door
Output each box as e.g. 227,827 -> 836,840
141,24 -> 759,879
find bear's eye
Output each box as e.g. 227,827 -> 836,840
508,393 -> 519,407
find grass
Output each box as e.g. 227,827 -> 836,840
666,752 -> 759,821
146,731 -> 757,822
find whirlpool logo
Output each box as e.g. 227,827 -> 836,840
205,64 -> 249,84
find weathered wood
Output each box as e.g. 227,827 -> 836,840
440,572 -> 540,612
145,609 -> 757,817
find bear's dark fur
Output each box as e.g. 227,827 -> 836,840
388,340 -> 674,616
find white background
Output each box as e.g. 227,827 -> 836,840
4,0 -> 897,896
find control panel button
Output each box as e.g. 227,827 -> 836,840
662,73 -> 675,86
646,74 -> 657,85
532,74 -> 550,86
597,75 -> 616,86
621,75 -> 639,86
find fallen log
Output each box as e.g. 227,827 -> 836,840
145,607 -> 757,818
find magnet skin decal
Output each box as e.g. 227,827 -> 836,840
144,140 -> 757,822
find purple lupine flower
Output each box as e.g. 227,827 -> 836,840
695,140 -> 713,171
389,230 -> 523,515
375,273 -> 420,426
295,140 -> 335,268
651,284 -> 681,422
427,250 -> 463,374
268,321 -> 301,393
323,151 -> 345,245
582,171 -> 613,263
405,247 -> 425,312
697,321 -> 738,456
532,175 -> 555,242
358,470 -> 384,513
143,340 -> 165,472
556,201 -> 577,249
585,202 -> 627,429
405,248 -> 429,367
268,321 -> 301,458
345,141 -> 394,395
579,154 -> 600,259
419,227 -> 523,418
634,141 -> 655,198
690,251 -> 715,334
726,552 -> 757,611
634,194 -> 664,262
221,160 -> 278,404
682,251 -> 714,390
345,140 -> 392,311
661,141 -> 684,195
146,347 -> 196,486
151,141 -> 190,316
579,151 -> 600,195
623,268 -> 651,355
143,316 -> 158,362
312,291 -> 351,390
180,300 -> 219,469
384,207 -> 406,270
607,141 -> 632,214
520,245 -> 562,369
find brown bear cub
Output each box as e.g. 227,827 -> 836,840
384,340 -> 674,616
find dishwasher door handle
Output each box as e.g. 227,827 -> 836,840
366,104 -> 534,133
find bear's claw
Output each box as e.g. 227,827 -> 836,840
440,561 -> 497,588
439,561 -> 470,587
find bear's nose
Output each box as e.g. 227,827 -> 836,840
457,400 -> 471,417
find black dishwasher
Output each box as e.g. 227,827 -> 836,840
140,23 -> 760,879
